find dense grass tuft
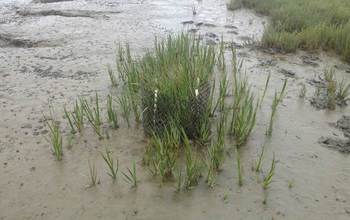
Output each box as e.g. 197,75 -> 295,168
236,0 -> 350,62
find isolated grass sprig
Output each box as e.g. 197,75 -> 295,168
101,148 -> 119,181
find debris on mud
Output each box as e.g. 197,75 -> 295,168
279,68 -> 296,78
301,55 -> 320,67
319,115 -> 350,154
17,9 -> 121,18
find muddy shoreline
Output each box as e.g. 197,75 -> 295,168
1,0 -> 350,220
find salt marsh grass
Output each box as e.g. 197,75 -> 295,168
122,161 -> 137,187
239,0 -> 350,62
46,118 -> 63,161
101,148 -> 119,181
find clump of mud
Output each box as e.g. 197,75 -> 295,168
319,115 -> 350,153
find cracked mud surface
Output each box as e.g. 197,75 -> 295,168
1,0 -> 350,220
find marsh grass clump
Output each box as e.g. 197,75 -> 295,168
266,79 -> 287,137
255,144 -> 265,173
82,93 -> 103,139
229,74 -> 258,147
122,161 -> 137,187
240,0 -> 350,62
63,99 -> 84,134
101,148 -> 119,181
117,33 -> 215,139
107,94 -> 119,129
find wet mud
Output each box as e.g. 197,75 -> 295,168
1,0 -> 350,220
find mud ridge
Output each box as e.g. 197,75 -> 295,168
319,115 -> 350,154
0,33 -> 58,48
17,9 -> 122,18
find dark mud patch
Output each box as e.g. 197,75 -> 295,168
0,33 -> 60,48
301,54 -> 320,67
279,68 -> 297,78
17,9 -> 121,19
319,115 -> 350,154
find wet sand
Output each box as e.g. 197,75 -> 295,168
0,0 -> 350,219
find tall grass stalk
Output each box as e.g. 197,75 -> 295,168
259,72 -> 271,107
107,65 -> 118,87
119,93 -> 131,127
82,93 -> 103,138
255,144 -> 265,173
266,79 -> 287,136
107,94 -> 119,129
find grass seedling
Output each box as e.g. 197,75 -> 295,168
327,79 -> 337,110
259,72 -> 271,107
101,148 -> 119,181
128,89 -> 141,124
218,76 -> 228,112
88,160 -> 98,187
119,93 -> 131,127
262,154 -> 275,190
255,144 -> 265,173
235,146 -> 243,187
107,94 -> 119,129
46,118 -> 63,161
122,161 -> 137,187
266,79 -> 287,136
82,93 -> 103,139
107,65 -> 118,87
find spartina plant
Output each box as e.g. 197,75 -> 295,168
82,93 -> 103,139
235,146 -> 243,186
107,65 -> 118,87
255,144 -> 265,173
327,79 -> 337,110
128,89 -> 141,124
229,79 -> 258,147
183,130 -> 202,190
262,154 -> 276,190
107,94 -> 119,129
336,78 -> 350,103
122,161 -> 137,187
45,117 -> 63,161
218,36 -> 226,72
260,72 -> 271,106
176,167 -> 183,192
218,76 -> 228,112
101,148 -> 119,181
64,105 -> 76,134
119,93 -> 131,127
266,79 -> 287,136
88,160 -> 98,187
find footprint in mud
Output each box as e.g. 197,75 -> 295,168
319,115 -> 350,154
